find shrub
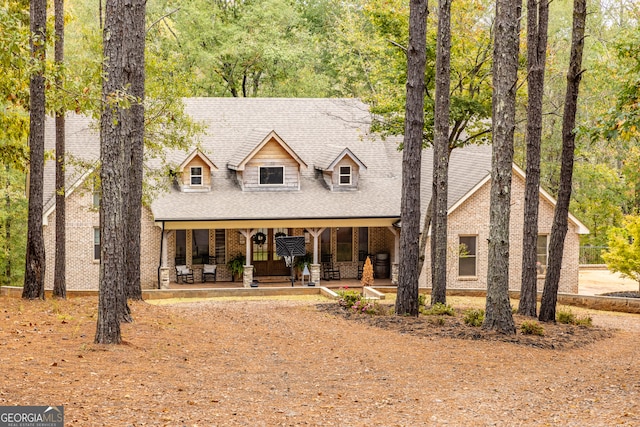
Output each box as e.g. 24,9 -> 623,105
421,302 -> 455,316
337,287 -> 361,309
520,321 -> 545,335
418,294 -> 427,308
557,308 -> 592,326
351,299 -> 380,315
463,309 -> 485,327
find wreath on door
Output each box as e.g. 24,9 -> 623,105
253,231 -> 267,246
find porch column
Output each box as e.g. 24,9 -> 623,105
159,230 -> 170,289
309,263 -> 321,286
243,265 -> 254,288
307,228 -> 325,264
239,229 -> 256,287
388,226 -> 400,285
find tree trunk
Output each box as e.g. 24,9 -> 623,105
124,0 -> 146,302
417,198 -> 432,277
23,0 -> 47,301
5,166 -> 11,285
430,0 -> 452,306
482,0 -> 522,334
539,0 -> 586,323
395,0 -> 428,317
95,0 -> 126,344
519,0 -> 549,317
53,0 -> 66,299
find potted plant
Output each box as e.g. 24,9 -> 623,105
227,253 -> 245,282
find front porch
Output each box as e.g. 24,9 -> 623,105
164,276 -> 394,290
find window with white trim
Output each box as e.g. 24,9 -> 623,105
458,235 -> 477,277
93,228 -> 101,261
339,166 -> 352,185
259,166 -> 285,185
190,167 -> 203,185
537,235 -> 548,275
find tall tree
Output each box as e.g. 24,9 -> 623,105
123,0 -> 146,302
22,0 -> 47,300
539,0 -> 587,323
95,0 -> 126,344
395,0 -> 428,317
53,0 -> 66,299
430,0 -> 452,305
518,0 -> 549,317
482,0 -> 522,334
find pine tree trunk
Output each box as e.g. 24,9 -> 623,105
124,0 -> 146,302
23,0 -> 47,301
417,198 -> 433,277
5,166 -> 11,285
482,0 -> 522,334
539,0 -> 586,323
95,0 -> 126,344
519,0 -> 549,317
395,0 -> 428,317
430,0 -> 452,306
53,0 -> 66,299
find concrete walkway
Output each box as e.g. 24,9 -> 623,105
578,267 -> 639,296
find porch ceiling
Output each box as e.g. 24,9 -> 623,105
156,217 -> 400,230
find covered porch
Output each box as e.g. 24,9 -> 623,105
155,218 -> 401,289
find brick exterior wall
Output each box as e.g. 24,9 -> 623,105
43,189 -> 161,290
419,172 -> 580,293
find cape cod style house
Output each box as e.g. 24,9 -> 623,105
41,98 -> 588,292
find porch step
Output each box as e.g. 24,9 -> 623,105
254,276 -> 293,284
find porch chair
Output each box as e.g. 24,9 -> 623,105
202,264 -> 217,283
321,254 -> 341,281
175,265 -> 194,284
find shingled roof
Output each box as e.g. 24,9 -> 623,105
42,98 -> 495,230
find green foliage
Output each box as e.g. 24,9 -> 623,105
520,321 -> 545,336
226,254 -> 245,279
602,216 -> 640,290
421,302 -> 455,316
463,308 -> 485,327
417,293 -> 427,308
556,308 -> 593,326
337,287 -> 362,309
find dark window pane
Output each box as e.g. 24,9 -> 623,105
337,227 -> 352,262
260,167 -> 284,185
459,257 -> 476,276
94,228 -> 100,260
175,230 -> 186,264
458,236 -> 477,276
215,229 -> 225,264
320,228 -> 331,258
339,166 -> 351,184
192,229 -> 209,264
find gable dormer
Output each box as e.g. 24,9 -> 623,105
227,130 -> 307,191
315,147 -> 367,191
177,149 -> 217,192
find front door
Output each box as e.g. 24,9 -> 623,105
252,228 -> 291,276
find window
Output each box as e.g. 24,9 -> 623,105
190,167 -> 203,186
259,166 -> 284,185
458,235 -> 477,277
358,227 -> 369,255
537,235 -> 548,275
339,166 -> 352,185
320,228 -> 331,258
175,230 -> 186,265
192,229 -> 209,264
92,176 -> 100,209
336,227 -> 353,262
215,229 -> 226,264
93,228 -> 100,260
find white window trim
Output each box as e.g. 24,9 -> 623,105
259,165 -> 285,186
93,228 -> 101,261
458,235 -> 477,278
338,166 -> 352,185
190,167 -> 203,186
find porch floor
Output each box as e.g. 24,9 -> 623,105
167,277 -> 393,290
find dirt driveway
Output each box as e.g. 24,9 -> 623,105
1,296 -> 639,426
579,267 -> 639,295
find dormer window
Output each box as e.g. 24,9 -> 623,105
190,167 -> 203,186
259,166 -> 284,185
339,166 -> 352,185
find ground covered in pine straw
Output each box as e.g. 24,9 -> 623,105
1,295 -> 639,426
